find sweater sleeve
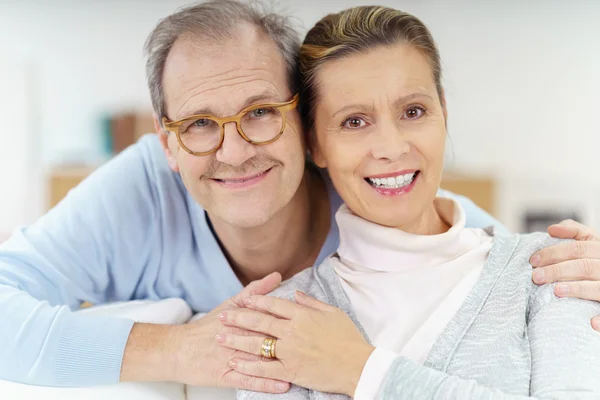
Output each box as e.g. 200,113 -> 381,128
377,286 -> 600,399
0,138 -> 162,387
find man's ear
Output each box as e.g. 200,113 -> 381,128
154,113 -> 180,173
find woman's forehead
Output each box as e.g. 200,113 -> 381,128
315,45 -> 438,108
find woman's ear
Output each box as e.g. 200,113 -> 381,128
310,135 -> 328,168
440,93 -> 449,126
154,114 -> 180,173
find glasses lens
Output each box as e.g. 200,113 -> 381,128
240,107 -> 283,143
178,117 -> 221,153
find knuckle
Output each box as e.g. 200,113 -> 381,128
571,241 -> 587,257
261,378 -> 271,393
284,325 -> 295,338
580,259 -> 596,279
240,375 -> 255,390
265,297 -> 277,313
266,317 -> 279,334
250,314 -> 263,331
547,264 -> 560,280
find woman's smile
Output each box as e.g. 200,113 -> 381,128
364,170 -> 420,195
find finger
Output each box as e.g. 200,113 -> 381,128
244,295 -> 303,320
233,350 -> 263,362
530,241 -> 600,268
222,369 -> 289,393
219,309 -> 285,337
232,272 -> 282,307
229,359 -> 290,383
216,333 -> 267,357
548,220 -> 599,241
294,290 -> 333,312
222,325 -> 264,337
592,316 -> 600,332
532,259 -> 600,284
555,281 -> 600,301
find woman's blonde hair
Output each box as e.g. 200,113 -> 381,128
298,6 -> 444,141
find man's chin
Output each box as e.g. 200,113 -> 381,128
216,207 -> 280,229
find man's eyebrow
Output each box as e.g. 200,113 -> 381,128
331,93 -> 434,120
176,92 -> 282,119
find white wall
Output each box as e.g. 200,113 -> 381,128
0,0 -> 599,233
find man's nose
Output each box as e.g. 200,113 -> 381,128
215,122 -> 257,167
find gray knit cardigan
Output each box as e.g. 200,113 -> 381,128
238,233 -> 600,399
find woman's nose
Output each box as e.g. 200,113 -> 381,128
369,124 -> 410,161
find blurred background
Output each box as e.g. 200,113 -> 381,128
0,0 -> 599,238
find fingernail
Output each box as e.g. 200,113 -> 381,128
218,312 -> 227,321
215,334 -> 225,343
276,382 -> 287,392
295,290 -> 306,297
556,284 -> 570,296
530,255 -> 540,266
244,297 -> 252,305
228,360 -> 237,368
532,269 -> 545,284
592,318 -> 600,331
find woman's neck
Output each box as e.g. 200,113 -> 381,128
395,199 -> 452,236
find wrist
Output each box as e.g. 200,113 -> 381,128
120,323 -> 182,382
344,344 -> 375,397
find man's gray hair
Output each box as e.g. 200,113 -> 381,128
144,0 -> 302,121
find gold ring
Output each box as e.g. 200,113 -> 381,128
261,337 -> 277,359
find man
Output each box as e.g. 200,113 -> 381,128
1,0 -> 599,394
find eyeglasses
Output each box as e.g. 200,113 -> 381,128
161,94 -> 299,156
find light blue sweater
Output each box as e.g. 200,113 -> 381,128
0,135 -> 504,387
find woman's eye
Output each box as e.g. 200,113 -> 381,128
343,117 -> 367,129
403,106 -> 425,120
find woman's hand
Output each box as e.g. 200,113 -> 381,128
531,219 -> 600,330
215,291 -> 374,397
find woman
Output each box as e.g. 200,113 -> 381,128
215,5 -> 600,399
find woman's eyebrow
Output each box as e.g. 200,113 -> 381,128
392,93 -> 433,108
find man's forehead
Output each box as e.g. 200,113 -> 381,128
163,33 -> 291,120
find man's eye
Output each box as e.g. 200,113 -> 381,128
343,117 -> 367,129
250,108 -> 274,118
193,118 -> 210,127
403,106 -> 426,120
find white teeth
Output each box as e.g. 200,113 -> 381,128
367,172 -> 416,189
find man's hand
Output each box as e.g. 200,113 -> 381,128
530,219 -> 600,330
120,272 -> 290,393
